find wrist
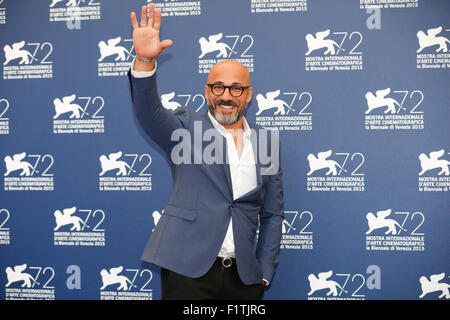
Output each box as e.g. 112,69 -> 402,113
136,55 -> 155,64
133,56 -> 155,72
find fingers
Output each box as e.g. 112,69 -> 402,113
148,3 -> 155,29
140,5 -> 147,27
153,5 -> 161,30
130,12 -> 139,31
160,39 -> 173,49
135,4 -> 161,29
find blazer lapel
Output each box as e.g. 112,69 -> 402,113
201,112 -> 234,200
222,142 -> 234,197
249,122 -> 263,189
201,113 -> 264,201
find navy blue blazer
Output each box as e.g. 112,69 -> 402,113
128,70 -> 284,285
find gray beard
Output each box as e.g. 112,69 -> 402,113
207,101 -> 247,125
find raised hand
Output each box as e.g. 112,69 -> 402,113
130,4 -> 172,68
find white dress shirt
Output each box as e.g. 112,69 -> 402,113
207,112 -> 257,258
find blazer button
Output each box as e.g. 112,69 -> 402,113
230,202 -> 235,208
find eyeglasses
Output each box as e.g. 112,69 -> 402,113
207,83 -> 249,98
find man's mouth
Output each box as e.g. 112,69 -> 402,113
208,99 -> 246,125
219,105 -> 235,110
215,101 -> 238,111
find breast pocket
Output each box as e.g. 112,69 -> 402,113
163,204 -> 197,222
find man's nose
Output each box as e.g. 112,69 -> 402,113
221,87 -> 233,100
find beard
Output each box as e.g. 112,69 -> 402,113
207,98 -> 247,125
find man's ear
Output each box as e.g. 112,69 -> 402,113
246,86 -> 253,103
204,85 -> 208,98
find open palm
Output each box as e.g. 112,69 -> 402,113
130,4 -> 172,60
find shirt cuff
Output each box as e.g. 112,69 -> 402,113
130,57 -> 157,78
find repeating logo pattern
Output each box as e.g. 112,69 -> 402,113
150,0 -> 201,17
198,32 -> 255,73
99,266 -> 154,300
280,210 -> 313,250
0,208 -> 10,245
306,266 -> 381,300
364,88 -> 425,131
160,91 -> 206,113
49,0 -> 101,26
3,152 -> 55,191
0,0 -> 448,301
416,26 -> 450,69
250,0 -> 308,14
0,0 -> 5,24
52,94 -> 105,134
97,36 -> 134,77
2,40 -> 54,79
98,151 -> 152,191
304,29 -> 363,72
0,98 -> 9,134
419,273 -> 449,299
254,89 -> 313,131
306,150 -> 365,192
4,264 -> 56,300
359,0 -> 419,9
365,209 -> 425,252
417,149 -> 450,192
53,206 -> 106,247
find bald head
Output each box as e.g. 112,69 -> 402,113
207,60 -> 251,86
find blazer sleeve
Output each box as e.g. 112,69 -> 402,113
128,69 -> 191,155
255,140 -> 284,284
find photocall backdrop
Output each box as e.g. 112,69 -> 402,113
0,0 -> 449,300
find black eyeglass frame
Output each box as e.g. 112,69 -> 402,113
206,83 -> 250,98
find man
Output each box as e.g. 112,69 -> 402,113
128,4 -> 283,300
